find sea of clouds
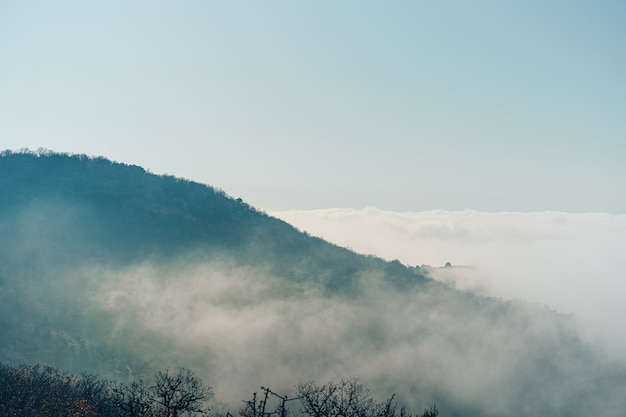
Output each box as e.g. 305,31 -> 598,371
270,208 -> 626,360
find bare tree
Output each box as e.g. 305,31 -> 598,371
110,378 -> 155,417
152,368 -> 212,417
240,386 -> 300,417
110,368 -> 211,417
296,380 -> 437,417
297,380 -> 376,417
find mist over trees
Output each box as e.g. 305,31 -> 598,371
2,150 -> 626,417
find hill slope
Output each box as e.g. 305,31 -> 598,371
1,150 -> 625,417
0,150 -> 421,287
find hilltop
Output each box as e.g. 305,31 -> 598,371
0,149 -> 422,287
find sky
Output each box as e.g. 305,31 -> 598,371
1,1 -> 625,212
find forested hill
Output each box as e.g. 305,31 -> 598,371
0,150 -> 423,288
3,150 -> 626,417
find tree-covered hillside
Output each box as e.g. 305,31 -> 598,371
2,150 -> 626,417
0,149 -> 423,287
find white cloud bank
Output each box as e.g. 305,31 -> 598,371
270,208 -> 626,358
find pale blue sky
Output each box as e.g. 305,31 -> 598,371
1,1 -> 624,212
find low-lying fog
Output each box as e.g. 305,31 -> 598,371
270,208 -> 626,360
10,199 -> 624,416
86,250 -> 625,417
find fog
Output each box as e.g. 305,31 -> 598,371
5,194 -> 626,416
270,208 -> 626,359
84,254 -> 625,417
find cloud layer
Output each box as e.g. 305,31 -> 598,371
270,208 -> 626,358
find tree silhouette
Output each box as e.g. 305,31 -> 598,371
152,368 -> 212,417
296,380 -> 437,417
1,364 -> 439,417
111,368 -> 212,417
240,380 -> 437,417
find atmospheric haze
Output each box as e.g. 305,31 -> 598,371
84,255 -> 624,417
270,208 -> 626,360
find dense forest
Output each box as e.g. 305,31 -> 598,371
2,150 -> 626,417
